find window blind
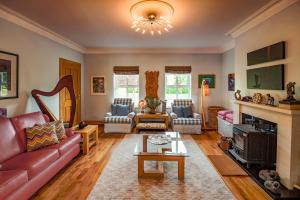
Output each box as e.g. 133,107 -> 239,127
113,66 -> 139,75
165,66 -> 191,74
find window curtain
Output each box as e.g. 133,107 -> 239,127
113,66 -> 139,75
165,66 -> 191,74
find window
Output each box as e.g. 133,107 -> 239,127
114,74 -> 139,105
165,73 -> 191,106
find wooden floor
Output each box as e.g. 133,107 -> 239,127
32,129 -> 270,200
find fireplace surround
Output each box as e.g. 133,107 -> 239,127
234,100 -> 300,189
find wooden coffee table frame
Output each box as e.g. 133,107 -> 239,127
135,113 -> 169,131
138,154 -> 185,180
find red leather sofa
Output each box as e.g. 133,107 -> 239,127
0,112 -> 81,200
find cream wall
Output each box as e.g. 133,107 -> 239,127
221,49 -> 235,110
84,54 -> 222,120
234,2 -> 300,103
0,19 -> 84,118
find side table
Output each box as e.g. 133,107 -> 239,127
74,125 -> 99,154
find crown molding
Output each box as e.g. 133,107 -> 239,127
84,47 -> 227,54
0,5 -> 86,53
227,0 -> 298,38
221,40 -> 235,52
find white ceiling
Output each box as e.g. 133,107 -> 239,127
0,0 -> 271,49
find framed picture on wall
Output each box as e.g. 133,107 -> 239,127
0,51 -> 19,100
91,76 -> 106,95
228,73 -> 235,91
198,74 -> 215,88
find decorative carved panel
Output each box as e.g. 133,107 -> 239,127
145,71 -> 159,99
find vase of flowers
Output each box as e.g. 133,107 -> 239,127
145,97 -> 161,114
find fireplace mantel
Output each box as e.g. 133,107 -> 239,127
234,100 -> 300,189
234,100 -> 300,116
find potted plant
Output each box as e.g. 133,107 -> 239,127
145,97 -> 161,114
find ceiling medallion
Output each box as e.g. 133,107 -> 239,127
130,0 -> 174,35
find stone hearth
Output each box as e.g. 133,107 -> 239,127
234,100 -> 300,189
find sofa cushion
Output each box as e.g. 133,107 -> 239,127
0,170 -> 28,200
182,105 -> 193,118
11,112 -> 46,152
104,116 -> 132,124
0,117 -> 22,163
172,106 -> 184,118
1,149 -> 59,179
173,118 -> 202,125
111,104 -> 130,116
46,134 -> 81,155
26,123 -> 59,151
42,120 -> 67,140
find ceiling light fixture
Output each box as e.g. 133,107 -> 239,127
130,0 -> 174,36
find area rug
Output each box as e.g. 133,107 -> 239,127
88,135 -> 234,200
208,155 -> 248,176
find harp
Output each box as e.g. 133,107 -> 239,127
31,75 -> 76,127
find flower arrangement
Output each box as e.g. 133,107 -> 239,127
145,97 -> 161,114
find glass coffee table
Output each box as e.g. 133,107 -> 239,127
134,132 -> 188,180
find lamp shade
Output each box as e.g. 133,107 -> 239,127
202,80 -> 210,96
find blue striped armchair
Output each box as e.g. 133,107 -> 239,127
104,98 -> 135,133
170,99 -> 202,134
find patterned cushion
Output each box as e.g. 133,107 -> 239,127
26,124 -> 59,151
173,118 -> 202,125
47,120 -> 67,140
104,116 -> 132,124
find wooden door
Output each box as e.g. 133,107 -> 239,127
59,58 -> 81,125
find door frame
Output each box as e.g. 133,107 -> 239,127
59,58 -> 81,124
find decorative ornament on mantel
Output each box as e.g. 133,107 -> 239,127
279,82 -> 300,110
130,0 -> 174,35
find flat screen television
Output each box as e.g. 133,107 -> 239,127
247,65 -> 284,90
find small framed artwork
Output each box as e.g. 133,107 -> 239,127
228,73 -> 235,91
91,76 -> 106,95
198,74 -> 215,88
0,51 -> 19,99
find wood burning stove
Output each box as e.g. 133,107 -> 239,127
229,114 -> 277,168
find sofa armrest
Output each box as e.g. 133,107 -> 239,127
170,112 -> 177,119
66,128 -> 74,137
193,113 -> 201,119
105,112 -> 112,117
128,112 -> 135,119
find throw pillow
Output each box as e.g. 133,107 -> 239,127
111,104 -> 130,116
182,105 -> 193,118
172,106 -> 184,118
111,104 -> 118,116
116,104 -> 130,116
48,120 -> 67,140
26,123 -> 59,151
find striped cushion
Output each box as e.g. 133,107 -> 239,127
173,118 -> 202,125
26,123 -> 59,151
104,116 -> 132,124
